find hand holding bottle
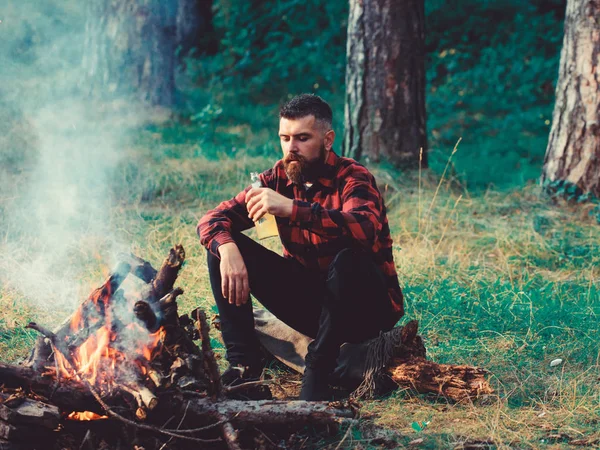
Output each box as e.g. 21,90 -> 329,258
246,173 -> 290,239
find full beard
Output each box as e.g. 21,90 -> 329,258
283,145 -> 327,185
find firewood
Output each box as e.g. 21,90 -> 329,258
57,261 -> 132,337
0,397 -> 59,429
116,252 -> 157,283
193,308 -> 222,399
118,383 -> 159,412
133,384 -> 158,410
24,247 -> 185,372
386,356 -> 493,402
134,300 -> 159,332
220,418 -> 241,450
158,288 -> 183,310
136,359 -> 163,388
0,362 -> 356,430
142,245 -> 185,304
182,397 -> 355,430
157,288 -> 184,327
23,336 -> 52,371
0,363 -> 111,415
24,323 -> 71,365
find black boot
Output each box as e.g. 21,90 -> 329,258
300,366 -> 331,401
221,362 -> 272,400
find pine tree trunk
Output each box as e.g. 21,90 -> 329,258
82,0 -> 177,107
176,0 -> 217,58
344,0 -> 427,169
542,0 -> 600,197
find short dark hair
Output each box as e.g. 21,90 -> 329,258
279,94 -> 333,129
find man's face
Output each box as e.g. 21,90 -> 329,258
279,115 -> 334,184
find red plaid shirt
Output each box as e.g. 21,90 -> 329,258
197,150 -> 404,319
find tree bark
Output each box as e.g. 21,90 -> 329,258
344,0 -> 427,169
82,0 -> 177,107
542,0 -> 600,197
387,357 -> 493,402
176,0 -> 217,58
0,363 -> 354,430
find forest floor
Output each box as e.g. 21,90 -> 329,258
1,110 -> 599,449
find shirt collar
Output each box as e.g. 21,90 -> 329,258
284,150 -> 339,188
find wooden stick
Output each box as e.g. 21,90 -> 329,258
194,309 -> 222,399
143,245 -> 186,304
116,252 -> 157,283
158,288 -> 184,309
134,300 -> 159,332
25,322 -> 71,365
53,261 -> 132,341
223,380 -> 273,395
221,418 -> 242,450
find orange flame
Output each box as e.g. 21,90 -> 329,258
55,322 -> 165,390
67,411 -> 108,421
55,276 -> 166,392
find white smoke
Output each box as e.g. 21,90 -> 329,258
0,101 -> 130,311
0,1 -> 146,313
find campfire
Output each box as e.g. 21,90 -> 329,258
0,245 -> 493,449
0,246 -> 360,449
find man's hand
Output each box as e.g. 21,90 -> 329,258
246,187 -> 293,221
218,242 -> 250,306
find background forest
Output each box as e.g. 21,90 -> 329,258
1,0 -> 600,448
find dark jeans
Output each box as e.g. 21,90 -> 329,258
207,232 -> 397,373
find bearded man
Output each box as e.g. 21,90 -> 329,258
197,94 -> 404,401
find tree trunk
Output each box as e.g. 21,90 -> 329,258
542,0 -> 600,197
344,0 -> 427,169
82,0 -> 177,107
176,0 -> 217,58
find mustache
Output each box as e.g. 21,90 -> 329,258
284,154 -> 305,163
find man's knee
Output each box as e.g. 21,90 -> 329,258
328,248 -> 367,279
325,247 -> 386,311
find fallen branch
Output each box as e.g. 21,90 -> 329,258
143,245 -> 186,304
387,357 -> 493,402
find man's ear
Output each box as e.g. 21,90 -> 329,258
324,129 -> 335,151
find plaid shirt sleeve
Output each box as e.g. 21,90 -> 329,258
197,186 -> 254,257
289,165 -> 382,249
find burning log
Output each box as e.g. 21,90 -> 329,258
158,287 -> 184,326
0,363 -> 106,414
142,245 -> 185,304
57,261 -> 132,338
117,252 -> 158,283
129,383 -> 158,411
134,300 -> 158,332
